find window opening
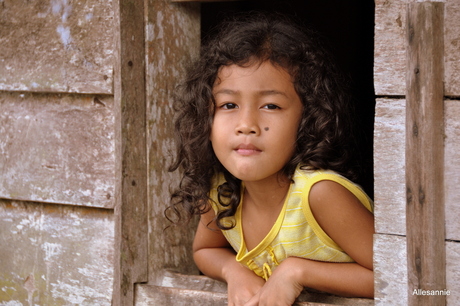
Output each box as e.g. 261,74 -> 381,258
201,0 -> 375,197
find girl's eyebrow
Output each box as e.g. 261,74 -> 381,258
259,90 -> 288,98
213,89 -> 239,96
213,89 -> 288,97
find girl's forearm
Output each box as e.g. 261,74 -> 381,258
194,249 -> 374,298
195,247 -> 267,304
193,247 -> 244,283
292,258 -> 374,298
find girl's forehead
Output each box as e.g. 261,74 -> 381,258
211,61 -> 300,106
213,61 -> 292,88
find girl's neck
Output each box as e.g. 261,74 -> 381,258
242,172 -> 291,210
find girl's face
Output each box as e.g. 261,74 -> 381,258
210,61 -> 303,183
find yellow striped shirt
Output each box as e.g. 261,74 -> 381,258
209,165 -> 373,280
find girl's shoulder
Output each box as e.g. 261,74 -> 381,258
291,165 -> 373,252
293,165 -> 373,213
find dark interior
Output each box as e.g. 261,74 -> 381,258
201,0 -> 376,198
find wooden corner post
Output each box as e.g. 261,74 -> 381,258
406,2 -> 445,305
113,0 -> 148,305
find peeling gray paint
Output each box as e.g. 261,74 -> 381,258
374,98 -> 406,236
0,92 -> 115,208
444,0 -> 460,96
374,0 -> 460,96
445,100 -> 460,241
0,200 -> 114,305
0,0 -> 114,94
373,98 -> 460,240
145,0 -> 200,284
373,1 -> 460,304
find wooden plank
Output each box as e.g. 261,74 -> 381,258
374,98 -> 460,240
136,282 -> 373,306
445,100 -> 460,241
374,0 -> 407,96
373,234 -> 408,305
374,0 -> 460,97
157,270 -> 227,293
0,0 -> 114,94
446,241 -> 460,305
136,285 -> 228,306
144,272 -> 374,306
0,199 -> 114,305
373,98 -> 406,236
145,0 -> 200,285
0,92 -> 115,208
444,0 -> 460,96
405,3 -> 445,305
112,0 -> 148,305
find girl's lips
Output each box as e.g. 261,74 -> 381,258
234,144 -> 262,156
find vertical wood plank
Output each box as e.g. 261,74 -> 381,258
144,0 -> 200,286
405,2 -> 445,305
374,98 -> 406,236
113,0 -> 148,305
374,234 -> 408,305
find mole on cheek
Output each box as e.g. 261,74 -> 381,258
264,127 -> 269,131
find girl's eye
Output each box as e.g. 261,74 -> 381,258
221,103 -> 238,109
263,104 -> 280,110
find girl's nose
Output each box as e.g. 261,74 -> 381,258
235,109 -> 260,135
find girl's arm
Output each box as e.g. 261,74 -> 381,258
246,257 -> 373,306
308,180 -> 374,271
300,179 -> 375,296
246,180 -> 374,305
193,207 -> 265,305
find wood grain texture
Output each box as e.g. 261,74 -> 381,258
374,0 -> 460,97
374,234 -> 408,306
0,0 -> 114,94
0,200 -> 115,305
444,0 -> 460,97
138,271 -> 373,306
374,97 -> 460,240
446,241 -> 460,305
112,0 -> 148,305
444,100 -> 460,241
405,2 -> 446,305
374,0 -> 407,96
374,98 -> 406,236
0,92 -> 115,208
145,0 -> 200,285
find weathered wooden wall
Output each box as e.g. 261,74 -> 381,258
0,93 -> 115,207
373,0 -> 460,305
144,0 -> 200,285
0,0 -> 114,94
0,201 -> 114,305
3,0 -> 459,305
0,0 -> 116,304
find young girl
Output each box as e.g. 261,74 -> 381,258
167,12 -> 374,305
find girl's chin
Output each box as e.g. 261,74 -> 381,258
227,169 -> 283,184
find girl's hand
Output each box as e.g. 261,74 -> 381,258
193,208 -> 265,305
226,264 -> 265,306
244,257 -> 304,306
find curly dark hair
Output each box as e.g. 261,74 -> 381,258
166,12 -> 356,230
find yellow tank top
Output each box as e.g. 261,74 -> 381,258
209,165 -> 373,280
